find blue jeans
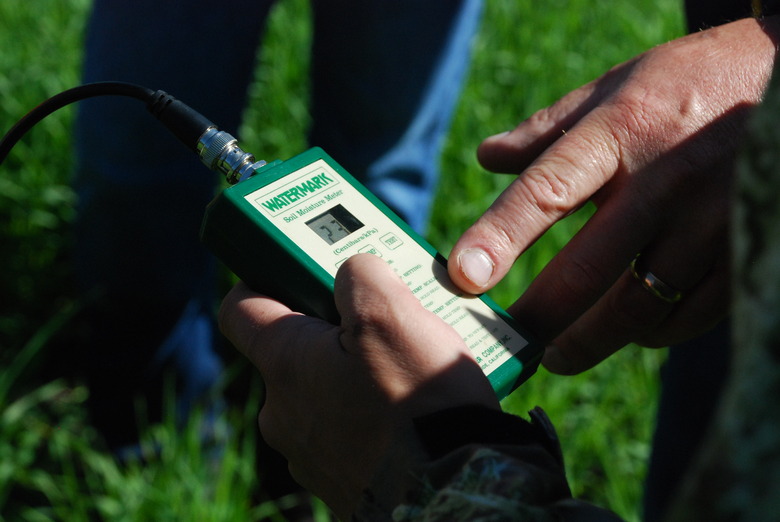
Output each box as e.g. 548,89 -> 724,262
73,0 -> 483,450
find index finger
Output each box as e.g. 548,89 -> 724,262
448,117 -> 620,295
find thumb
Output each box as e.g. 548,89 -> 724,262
334,253 -> 412,341
334,253 -> 497,409
334,253 -> 464,357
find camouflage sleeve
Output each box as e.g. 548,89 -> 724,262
354,406 -> 623,522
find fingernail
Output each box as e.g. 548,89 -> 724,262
458,248 -> 494,288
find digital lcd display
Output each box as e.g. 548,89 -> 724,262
305,204 -> 364,245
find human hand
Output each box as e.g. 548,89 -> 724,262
219,253 -> 498,519
448,17 -> 779,374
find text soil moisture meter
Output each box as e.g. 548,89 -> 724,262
0,83 -> 542,399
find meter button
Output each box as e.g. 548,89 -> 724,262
359,244 -> 382,257
381,232 -> 403,250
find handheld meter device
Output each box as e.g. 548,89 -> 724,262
201,147 -> 542,399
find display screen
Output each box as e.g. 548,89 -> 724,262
305,204 -> 364,245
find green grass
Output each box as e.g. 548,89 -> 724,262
0,0 -> 683,520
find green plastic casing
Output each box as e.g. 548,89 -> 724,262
200,147 -> 541,399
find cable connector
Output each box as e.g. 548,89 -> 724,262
146,91 -> 265,183
197,128 -> 266,185
0,83 -> 266,184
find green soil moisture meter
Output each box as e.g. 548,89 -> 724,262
0,83 -> 542,400
201,147 -> 542,399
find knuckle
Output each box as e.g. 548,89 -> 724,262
525,105 -> 559,133
520,161 -> 580,216
606,84 -> 710,162
556,255 -> 614,303
514,127 -> 618,218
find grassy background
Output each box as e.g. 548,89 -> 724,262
0,0 -> 683,520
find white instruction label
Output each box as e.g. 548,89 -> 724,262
245,159 -> 527,375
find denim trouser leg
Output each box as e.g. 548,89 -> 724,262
74,0 -> 273,449
73,0 -> 482,449
309,0 -> 483,233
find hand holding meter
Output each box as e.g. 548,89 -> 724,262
201,147 -> 542,399
0,83 -> 542,400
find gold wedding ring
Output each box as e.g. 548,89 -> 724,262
630,257 -> 683,304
